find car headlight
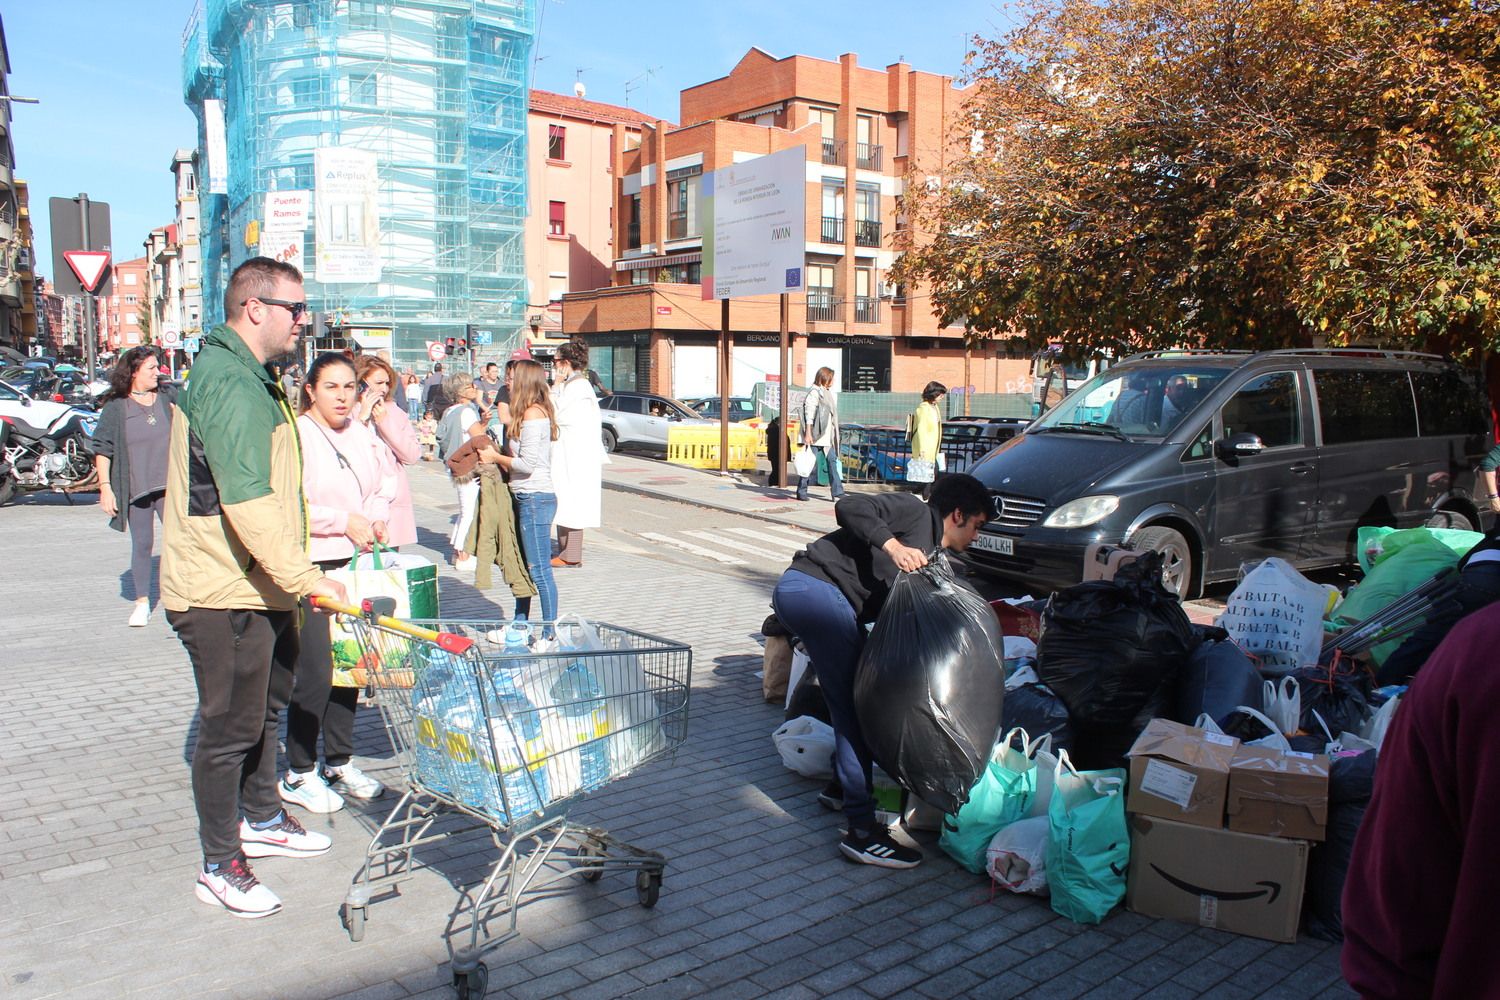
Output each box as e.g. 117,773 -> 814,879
1042,495 -> 1119,528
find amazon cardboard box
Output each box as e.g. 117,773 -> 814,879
1126,719 -> 1239,828
1127,814 -> 1309,943
1227,745 -> 1330,841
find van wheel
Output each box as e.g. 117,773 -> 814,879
601,427 -> 617,453
1427,508 -> 1475,532
1132,526 -> 1193,598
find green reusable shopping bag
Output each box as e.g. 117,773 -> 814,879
939,729 -> 1039,874
1046,750 -> 1129,924
327,544 -> 439,687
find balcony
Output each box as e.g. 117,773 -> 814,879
854,296 -> 880,324
854,219 -> 882,248
820,216 -> 844,244
821,139 -> 845,166
626,221 -> 641,251
856,142 -> 883,171
807,292 -> 840,323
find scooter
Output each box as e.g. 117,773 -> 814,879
0,405 -> 98,501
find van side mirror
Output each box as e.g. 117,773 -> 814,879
1217,432 -> 1264,459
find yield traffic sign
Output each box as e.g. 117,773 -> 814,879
63,251 -> 112,293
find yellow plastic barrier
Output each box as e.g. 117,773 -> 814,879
667,424 -> 760,470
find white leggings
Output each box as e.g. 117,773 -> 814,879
450,478 -> 480,553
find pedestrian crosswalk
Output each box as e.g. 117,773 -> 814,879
598,520 -> 817,569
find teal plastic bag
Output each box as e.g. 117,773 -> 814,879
1046,750 -> 1129,924
1339,527 -> 1480,664
1356,525 -> 1482,574
939,729 -> 1040,873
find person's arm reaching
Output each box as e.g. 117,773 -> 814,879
373,405 -> 421,464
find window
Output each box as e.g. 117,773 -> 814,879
1314,369 -> 1417,445
349,74 -> 377,105
810,107 -> 836,139
547,124 -> 566,161
291,77 -> 322,105
124,274 -> 138,286
807,263 -> 837,321
548,201 -> 566,237
613,395 -> 646,414
821,181 -> 845,243
666,165 -> 702,239
346,0 -> 379,28
1221,371 -> 1302,449
1413,370 -> 1488,438
855,185 -> 881,247
855,267 -> 878,323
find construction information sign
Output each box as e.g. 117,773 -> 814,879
314,147 -> 382,284
701,145 -> 806,300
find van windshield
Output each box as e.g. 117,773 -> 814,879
1030,365 -> 1230,438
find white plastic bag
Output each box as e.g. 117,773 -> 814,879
793,447 -> 816,478
1262,677 -> 1302,735
1229,705 -> 1294,751
1359,695 -> 1402,751
783,645 -> 811,711
773,716 -> 835,778
986,815 -> 1051,895
1216,558 -> 1327,675
1003,635 -> 1039,661
1026,733 -> 1059,819
552,615 -> 662,774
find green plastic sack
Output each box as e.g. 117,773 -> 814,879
1355,525 -> 1482,574
1339,528 -> 1479,665
939,729 -> 1040,873
1046,750 -> 1128,924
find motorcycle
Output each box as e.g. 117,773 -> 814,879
0,405 -> 98,502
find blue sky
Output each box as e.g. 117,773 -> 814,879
7,0 -> 1017,286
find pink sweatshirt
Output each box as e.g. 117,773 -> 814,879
368,404 -> 420,547
297,413 -> 398,563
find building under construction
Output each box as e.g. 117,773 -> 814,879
182,0 -> 535,367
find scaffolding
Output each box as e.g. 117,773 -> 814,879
182,0 -> 535,368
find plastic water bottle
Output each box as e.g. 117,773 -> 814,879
549,659 -> 612,792
482,665 -> 550,819
410,649 -> 460,796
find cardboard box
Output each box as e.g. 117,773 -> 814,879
1227,745 -> 1331,841
1126,719 -> 1239,828
1127,814 -> 1310,943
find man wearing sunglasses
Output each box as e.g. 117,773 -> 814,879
161,256 -> 349,919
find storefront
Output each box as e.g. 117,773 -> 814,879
807,333 -> 892,392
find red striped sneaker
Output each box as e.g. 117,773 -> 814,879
239,812 -> 331,859
195,855 -> 282,918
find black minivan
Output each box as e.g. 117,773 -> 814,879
963,349 -> 1495,597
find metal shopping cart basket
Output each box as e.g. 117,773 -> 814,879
315,597 -> 692,999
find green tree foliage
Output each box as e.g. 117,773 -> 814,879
892,0 -> 1500,357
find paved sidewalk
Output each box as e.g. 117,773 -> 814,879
0,469 -> 1354,1000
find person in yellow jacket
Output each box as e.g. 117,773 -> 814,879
905,381 -> 947,487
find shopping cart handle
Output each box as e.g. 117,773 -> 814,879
309,595 -> 476,655
310,596 -> 363,617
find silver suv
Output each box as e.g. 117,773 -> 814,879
599,391 -> 714,453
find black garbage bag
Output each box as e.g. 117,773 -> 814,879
1174,637 -> 1263,728
1220,709 -> 1279,745
1002,682 -> 1074,752
853,550 -> 1006,814
1037,552 -> 1196,768
1305,750 -> 1379,942
1292,662 -> 1373,738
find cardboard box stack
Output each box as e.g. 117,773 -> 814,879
1123,720 -> 1330,943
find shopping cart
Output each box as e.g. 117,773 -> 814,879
314,597 -> 692,1000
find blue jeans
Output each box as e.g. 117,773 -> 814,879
771,569 -> 875,832
513,491 -> 558,624
795,445 -> 845,500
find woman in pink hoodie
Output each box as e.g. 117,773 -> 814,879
279,353 -> 397,816
354,354 -> 420,548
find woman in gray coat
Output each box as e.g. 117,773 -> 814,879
92,347 -> 176,626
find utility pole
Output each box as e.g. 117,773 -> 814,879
78,194 -> 98,380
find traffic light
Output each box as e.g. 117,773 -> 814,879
457,338 -> 468,353
443,337 -> 455,356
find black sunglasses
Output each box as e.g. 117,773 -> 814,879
244,296 -> 307,321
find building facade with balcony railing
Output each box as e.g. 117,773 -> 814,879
561,48 -> 1034,402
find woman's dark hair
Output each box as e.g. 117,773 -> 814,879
102,346 -> 163,404
298,352 -> 357,414
555,339 -> 589,371
921,381 -> 948,403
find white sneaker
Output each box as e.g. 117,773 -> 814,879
128,602 -> 150,627
240,813 -> 332,859
278,769 -> 345,814
195,855 -> 282,918
455,556 -> 477,572
322,763 -> 385,801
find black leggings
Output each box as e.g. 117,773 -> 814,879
128,491 -> 166,602
285,559 -> 358,771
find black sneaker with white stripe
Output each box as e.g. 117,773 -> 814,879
840,828 -> 922,869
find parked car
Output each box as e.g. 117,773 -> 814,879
962,349 -> 1495,597
599,391 -> 714,453
0,377 -> 81,433
687,396 -> 759,423
940,417 -> 1029,473
838,424 -> 909,482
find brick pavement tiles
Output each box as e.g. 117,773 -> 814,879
0,468 -> 1355,1000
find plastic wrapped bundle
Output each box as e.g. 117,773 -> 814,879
853,550 -> 1007,814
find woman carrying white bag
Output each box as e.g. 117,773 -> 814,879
281,353 -> 399,815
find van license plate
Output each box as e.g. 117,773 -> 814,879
971,533 -> 1014,556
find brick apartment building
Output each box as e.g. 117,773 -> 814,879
561,48 -> 1033,398
523,88 -> 653,356
102,256 -> 150,352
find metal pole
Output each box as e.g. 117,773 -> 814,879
78,193 -> 98,380
776,293 -> 789,489
964,345 -> 972,417
719,297 -> 730,475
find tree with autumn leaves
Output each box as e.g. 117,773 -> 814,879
893,0 -> 1500,363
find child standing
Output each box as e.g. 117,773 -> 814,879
418,410 -> 438,461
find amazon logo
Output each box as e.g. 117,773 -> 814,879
1150,864 -> 1282,903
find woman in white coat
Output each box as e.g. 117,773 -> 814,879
549,339 -> 607,566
